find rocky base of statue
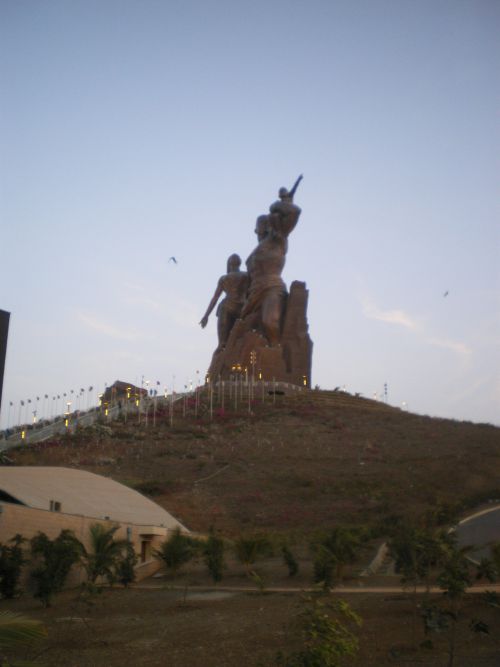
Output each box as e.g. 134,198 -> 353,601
206,281 -> 313,388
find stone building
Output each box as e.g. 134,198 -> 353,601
0,467 -> 188,584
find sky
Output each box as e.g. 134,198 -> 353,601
1,0 -> 499,428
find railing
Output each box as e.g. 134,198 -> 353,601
0,380 -> 306,451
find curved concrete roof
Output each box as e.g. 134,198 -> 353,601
0,467 -> 186,530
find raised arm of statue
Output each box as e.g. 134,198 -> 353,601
268,200 -> 301,239
268,176 -> 302,239
200,278 -> 224,328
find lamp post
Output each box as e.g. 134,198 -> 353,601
65,402 -> 71,429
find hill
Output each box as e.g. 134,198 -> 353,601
7,388 -> 500,537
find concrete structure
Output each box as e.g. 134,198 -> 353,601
0,309 -> 9,413
207,281 -> 313,387
0,467 -> 188,584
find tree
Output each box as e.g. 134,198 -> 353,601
233,535 -> 272,576
81,524 -> 129,586
281,544 -> 299,578
30,530 -> 83,607
436,543 -> 473,667
312,545 -> 337,591
311,527 -> 360,590
154,528 -> 200,576
115,542 -> 138,587
0,535 -> 26,599
203,528 -> 225,583
388,524 -> 453,641
276,596 -> 361,667
420,539 -> 488,667
321,528 -> 360,582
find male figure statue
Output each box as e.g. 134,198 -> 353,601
200,254 -> 249,351
241,177 -> 302,346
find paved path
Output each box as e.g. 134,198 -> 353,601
134,582 -> 500,595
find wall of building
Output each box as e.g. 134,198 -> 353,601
0,501 -> 172,588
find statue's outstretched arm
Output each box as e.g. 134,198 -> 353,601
200,278 -> 224,328
269,201 -> 301,238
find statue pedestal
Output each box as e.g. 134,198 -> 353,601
206,281 -> 313,387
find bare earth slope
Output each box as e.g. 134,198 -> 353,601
4,390 -> 500,666
9,389 -> 500,536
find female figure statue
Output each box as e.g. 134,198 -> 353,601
200,254 -> 249,351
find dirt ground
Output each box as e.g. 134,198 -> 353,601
4,390 -> 500,665
3,583 -> 499,667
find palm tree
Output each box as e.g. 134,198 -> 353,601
322,527 -> 360,581
81,524 -> 129,586
154,528 -> 200,576
0,611 -> 46,666
233,535 -> 271,576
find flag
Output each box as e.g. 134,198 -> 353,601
44,394 -> 48,399
20,400 -> 24,406
88,386 -> 93,391
36,396 -> 40,401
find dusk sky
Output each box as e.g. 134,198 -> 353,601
1,0 -> 498,428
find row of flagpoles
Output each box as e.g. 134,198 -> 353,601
2,373 -> 205,430
5,386 -> 96,429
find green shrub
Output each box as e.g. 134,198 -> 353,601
313,545 -> 337,590
276,596 -> 361,667
233,535 -> 272,575
154,528 -> 201,575
30,530 -> 83,607
281,544 -> 299,577
116,542 -> 138,587
203,529 -> 225,583
0,535 -> 26,599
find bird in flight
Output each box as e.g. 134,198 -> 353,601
169,257 -> 178,264
443,290 -> 449,297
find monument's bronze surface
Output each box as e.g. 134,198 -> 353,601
201,177 -> 313,387
200,254 -> 249,352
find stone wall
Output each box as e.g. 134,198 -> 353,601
0,502 -> 178,588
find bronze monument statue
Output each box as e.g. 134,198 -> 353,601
241,176 -> 302,346
201,176 -> 312,387
200,254 -> 249,351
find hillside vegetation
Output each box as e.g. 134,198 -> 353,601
9,389 -> 500,537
